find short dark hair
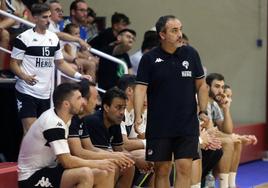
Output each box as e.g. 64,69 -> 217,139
111,12 -> 130,25
31,3 -> 50,16
118,28 -> 136,37
155,15 -> 176,35
48,0 -> 59,4
141,31 -> 159,52
87,7 -> 96,18
70,0 -> 86,13
206,73 -> 225,86
22,0 -> 47,10
79,79 -> 96,99
63,23 -> 79,34
117,74 -> 136,91
102,87 -> 127,107
224,84 -> 231,90
53,83 -> 80,109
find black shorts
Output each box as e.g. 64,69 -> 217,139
18,165 -> 64,188
15,90 -> 50,119
146,136 -> 199,161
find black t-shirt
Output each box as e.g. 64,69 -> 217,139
83,110 -> 123,149
136,45 -> 204,139
97,45 -> 132,90
89,27 -> 116,50
68,115 -> 89,139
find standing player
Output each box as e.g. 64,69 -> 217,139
9,3 -> 91,133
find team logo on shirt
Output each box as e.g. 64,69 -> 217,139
182,61 -> 189,69
155,58 -> 164,63
147,149 -> 153,155
181,60 -> 192,77
56,122 -> 63,127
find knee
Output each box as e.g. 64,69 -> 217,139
154,163 -> 171,177
79,167 -> 94,183
176,160 -> 192,176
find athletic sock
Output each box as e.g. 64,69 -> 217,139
191,182 -> 201,188
228,172 -> 237,188
219,173 -> 229,188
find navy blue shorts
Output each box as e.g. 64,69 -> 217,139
15,90 -> 50,119
146,136 -> 199,161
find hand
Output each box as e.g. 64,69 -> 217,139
93,159 -> 116,172
81,74 -> 92,81
110,152 -> 135,170
200,129 -> 221,150
199,112 -> 209,126
22,74 -> 38,86
135,157 -> 154,173
78,39 -> 90,51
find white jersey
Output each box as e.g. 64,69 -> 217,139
120,109 -> 147,138
18,108 -> 71,181
11,28 -> 63,99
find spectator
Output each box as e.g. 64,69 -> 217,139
59,0 -> 91,41
9,3 -> 91,134
130,30 -> 159,75
89,12 -> 130,50
97,28 -> 135,91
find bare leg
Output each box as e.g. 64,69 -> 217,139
116,165 -> 135,188
216,138 -> 234,188
154,161 -> 172,188
60,167 -> 94,188
92,168 -> 115,188
0,29 -> 10,69
22,117 -> 37,135
229,141 -> 242,187
175,158 -> 193,188
191,159 -> 201,185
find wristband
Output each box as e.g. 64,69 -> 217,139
141,139 -> 146,148
74,72 -> 82,80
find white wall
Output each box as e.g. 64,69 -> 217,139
61,0 -> 267,124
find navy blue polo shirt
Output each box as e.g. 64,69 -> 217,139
83,110 -> 123,149
68,115 -> 89,139
136,45 -> 204,139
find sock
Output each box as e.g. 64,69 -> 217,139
191,182 -> 201,188
228,172 -> 237,187
219,173 -> 229,188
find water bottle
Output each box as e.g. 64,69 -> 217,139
204,172 -> 215,188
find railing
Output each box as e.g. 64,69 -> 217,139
0,10 -> 129,91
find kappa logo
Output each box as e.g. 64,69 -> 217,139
35,177 -> 53,187
33,38 -> 38,42
155,58 -> 164,63
56,122 -> 63,127
182,61 -> 189,69
17,99 -> 22,112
